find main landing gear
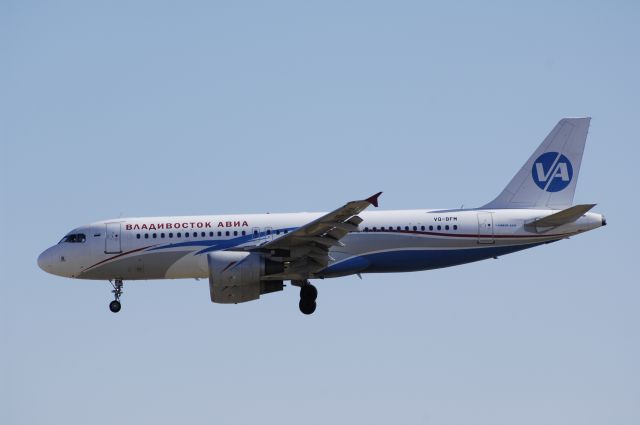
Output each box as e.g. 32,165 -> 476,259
109,279 -> 124,313
298,282 -> 318,315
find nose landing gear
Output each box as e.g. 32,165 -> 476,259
109,279 -> 124,313
109,300 -> 121,313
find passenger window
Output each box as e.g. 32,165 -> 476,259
372,227 -> 377,231
177,232 -> 182,237
144,234 -> 149,239
225,231 -> 230,236
152,233 -> 157,238
437,225 -> 441,231
453,225 -> 458,230
421,226 -> 425,231
136,234 -> 141,239
413,226 -> 417,231
185,232 -> 189,238
161,233 -> 165,238
253,230 -> 259,237
233,231 -> 238,236
284,230 -> 288,233
169,233 -> 173,238
445,225 -> 450,230
209,232 -> 213,237
242,230 -> 246,236
266,229 -> 271,235
218,231 -> 222,237
364,227 -> 369,232
201,232 -> 205,237
405,226 -> 409,231
397,226 -> 401,231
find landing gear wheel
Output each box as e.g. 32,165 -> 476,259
299,299 -> 317,315
109,300 -> 122,313
298,283 -> 318,315
300,284 -> 318,301
109,279 -> 124,313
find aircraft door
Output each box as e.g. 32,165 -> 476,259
477,213 -> 494,244
105,222 -> 122,253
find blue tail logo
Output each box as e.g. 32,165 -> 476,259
532,152 -> 573,192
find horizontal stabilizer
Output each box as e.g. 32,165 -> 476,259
528,204 -> 596,229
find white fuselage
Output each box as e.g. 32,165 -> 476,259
36,118 -> 605,316
37,208 -> 604,281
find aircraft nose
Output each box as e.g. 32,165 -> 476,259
37,248 -> 54,272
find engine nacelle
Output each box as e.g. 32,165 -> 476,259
207,251 -> 284,304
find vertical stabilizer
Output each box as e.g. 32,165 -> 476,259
482,117 -> 591,210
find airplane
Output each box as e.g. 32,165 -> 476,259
38,117 -> 606,315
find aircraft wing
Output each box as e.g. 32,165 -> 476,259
252,192 -> 382,280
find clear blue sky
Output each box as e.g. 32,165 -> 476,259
2,1 -> 639,424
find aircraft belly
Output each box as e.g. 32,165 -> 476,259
321,233 -> 553,276
79,251 -> 194,280
360,244 -> 542,273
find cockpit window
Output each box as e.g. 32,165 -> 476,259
59,233 -> 86,243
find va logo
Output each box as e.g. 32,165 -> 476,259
531,152 -> 573,192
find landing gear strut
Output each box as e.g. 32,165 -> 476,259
109,279 -> 123,313
297,281 -> 318,315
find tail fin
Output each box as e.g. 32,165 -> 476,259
482,117 -> 591,210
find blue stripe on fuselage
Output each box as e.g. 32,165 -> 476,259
320,242 -> 548,277
146,227 -> 298,255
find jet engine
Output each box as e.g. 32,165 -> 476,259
207,251 -> 284,304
